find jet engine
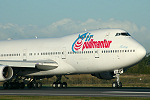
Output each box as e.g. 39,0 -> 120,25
91,71 -> 115,80
0,65 -> 13,81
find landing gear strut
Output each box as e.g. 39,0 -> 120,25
112,69 -> 123,88
52,75 -> 67,88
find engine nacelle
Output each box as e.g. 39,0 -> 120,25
0,65 -> 13,81
92,72 -> 115,80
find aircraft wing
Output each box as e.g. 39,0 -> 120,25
0,60 -> 58,71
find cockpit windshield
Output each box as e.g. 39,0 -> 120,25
115,32 -> 131,36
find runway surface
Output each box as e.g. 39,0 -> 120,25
0,87 -> 150,97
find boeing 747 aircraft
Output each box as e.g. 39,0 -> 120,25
0,29 -> 146,89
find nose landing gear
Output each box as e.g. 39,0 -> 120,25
112,69 -> 123,88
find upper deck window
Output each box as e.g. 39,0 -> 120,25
115,32 -> 131,36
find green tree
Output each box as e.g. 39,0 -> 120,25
126,53 -> 150,74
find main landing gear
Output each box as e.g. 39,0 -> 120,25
3,81 -> 25,89
52,75 -> 67,88
112,69 -> 123,88
3,76 -> 42,89
3,75 -> 68,89
27,80 -> 42,89
3,76 -> 25,89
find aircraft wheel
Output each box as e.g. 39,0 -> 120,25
14,82 -> 20,89
112,82 -> 118,88
27,82 -> 33,89
62,82 -> 67,88
32,82 -> 37,88
52,82 -> 58,88
8,82 -> 14,89
12,82 -> 16,89
20,82 -> 25,89
3,82 -> 9,89
118,82 -> 122,88
37,82 -> 42,88
57,82 -> 63,88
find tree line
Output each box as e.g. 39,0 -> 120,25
126,53 -> 150,74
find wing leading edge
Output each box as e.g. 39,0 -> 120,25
0,60 -> 58,71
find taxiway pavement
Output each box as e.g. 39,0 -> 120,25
0,87 -> 150,97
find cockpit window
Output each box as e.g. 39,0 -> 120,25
115,32 -> 131,36
121,33 -> 131,36
115,33 -> 121,36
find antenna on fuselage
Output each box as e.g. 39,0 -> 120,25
7,38 -> 13,40
84,29 -> 87,32
35,36 -> 38,39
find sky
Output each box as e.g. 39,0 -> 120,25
0,0 -> 150,51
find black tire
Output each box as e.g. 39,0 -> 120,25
3,82 -> 8,89
62,82 -> 67,88
20,82 -> 25,89
12,82 -> 16,89
57,82 -> 62,88
14,82 -> 20,89
118,82 -> 122,88
52,82 -> 58,88
112,82 -> 118,88
32,82 -> 37,88
37,82 -> 42,88
27,82 -> 33,89
8,82 -> 13,89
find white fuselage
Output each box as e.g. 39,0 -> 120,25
0,29 -> 146,76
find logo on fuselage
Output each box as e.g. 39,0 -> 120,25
72,32 -> 112,52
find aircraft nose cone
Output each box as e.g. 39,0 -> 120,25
136,45 -> 146,60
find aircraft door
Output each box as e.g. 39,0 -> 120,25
61,47 -> 66,59
94,50 -> 99,58
23,49 -> 27,61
